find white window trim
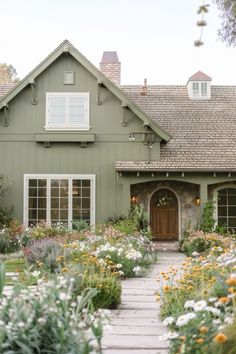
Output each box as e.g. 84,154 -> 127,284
187,81 -> 211,100
45,92 -> 90,131
213,184 -> 236,230
23,174 -> 96,229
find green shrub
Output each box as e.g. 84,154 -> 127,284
200,199 -> 216,232
82,273 -> 121,310
0,206 -> 13,228
114,218 -> 137,235
0,227 -> 21,254
72,220 -> 90,232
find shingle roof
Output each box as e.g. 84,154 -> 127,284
120,85 -> 236,171
0,83 -> 16,98
188,71 -> 212,82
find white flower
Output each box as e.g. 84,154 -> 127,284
133,266 -> 141,274
209,297 -> 217,303
58,292 -> 71,301
184,300 -> 195,309
193,300 -> 207,312
32,271 -> 41,277
192,251 -> 200,257
176,313 -> 196,327
116,263 -> 123,269
163,316 -> 175,326
37,317 -> 46,325
205,306 -> 221,316
167,331 -> 179,339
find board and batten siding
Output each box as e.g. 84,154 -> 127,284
0,53 -> 160,223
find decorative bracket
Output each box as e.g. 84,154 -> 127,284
96,79 -> 103,105
44,141 -> 51,148
121,103 -> 128,126
2,104 -> 9,127
80,142 -> 87,148
29,79 -> 38,105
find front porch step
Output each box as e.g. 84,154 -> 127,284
153,241 -> 180,252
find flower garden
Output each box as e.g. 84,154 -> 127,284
0,210 -> 156,353
158,230 -> 236,354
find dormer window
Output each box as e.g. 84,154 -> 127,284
187,71 -> 212,100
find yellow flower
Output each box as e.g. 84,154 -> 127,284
196,338 -> 204,344
214,333 -> 228,344
163,285 -> 170,292
199,326 -> 209,334
61,267 -> 68,273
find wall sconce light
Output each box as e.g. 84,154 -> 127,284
129,133 -> 135,141
195,197 -> 200,206
131,195 -> 138,203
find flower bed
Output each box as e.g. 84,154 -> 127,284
159,245 -> 236,353
0,270 -> 110,354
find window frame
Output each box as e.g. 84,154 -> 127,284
45,92 -> 90,131
213,185 -> 236,232
188,81 -> 211,100
23,174 -> 96,229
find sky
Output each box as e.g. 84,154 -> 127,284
0,0 -> 235,85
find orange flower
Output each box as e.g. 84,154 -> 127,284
61,267 -> 68,272
199,326 -> 209,334
214,333 -> 228,344
219,297 -> 230,304
180,336 -> 186,341
226,278 -> 236,286
196,338 -> 204,344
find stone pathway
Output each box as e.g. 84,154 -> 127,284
102,252 -> 185,354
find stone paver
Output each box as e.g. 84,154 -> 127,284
102,252 -> 185,354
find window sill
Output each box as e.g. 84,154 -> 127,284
35,133 -> 95,143
44,126 -> 91,131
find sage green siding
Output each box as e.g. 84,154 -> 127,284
0,54 -> 160,222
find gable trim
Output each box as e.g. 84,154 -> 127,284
0,40 -> 171,142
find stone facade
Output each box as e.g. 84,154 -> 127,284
130,180 -> 200,238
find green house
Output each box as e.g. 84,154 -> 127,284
1,40 -> 236,240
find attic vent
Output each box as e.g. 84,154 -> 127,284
63,71 -> 75,85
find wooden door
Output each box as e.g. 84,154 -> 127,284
150,189 -> 178,240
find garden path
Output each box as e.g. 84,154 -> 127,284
102,251 -> 185,354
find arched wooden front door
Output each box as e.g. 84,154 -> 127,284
150,188 -> 179,240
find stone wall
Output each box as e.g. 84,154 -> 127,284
130,180 -> 200,238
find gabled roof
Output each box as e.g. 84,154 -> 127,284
120,85 -> 236,171
188,71 -> 212,82
0,40 -> 171,143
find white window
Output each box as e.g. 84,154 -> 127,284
201,82 -> 207,97
192,82 -> 199,97
190,81 -> 210,99
24,174 -> 95,229
45,92 -> 90,131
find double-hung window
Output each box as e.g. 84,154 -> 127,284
24,174 -> 95,229
45,92 -> 90,130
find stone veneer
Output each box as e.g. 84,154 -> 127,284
130,180 -> 200,238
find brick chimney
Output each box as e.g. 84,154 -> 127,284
100,51 -> 121,85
